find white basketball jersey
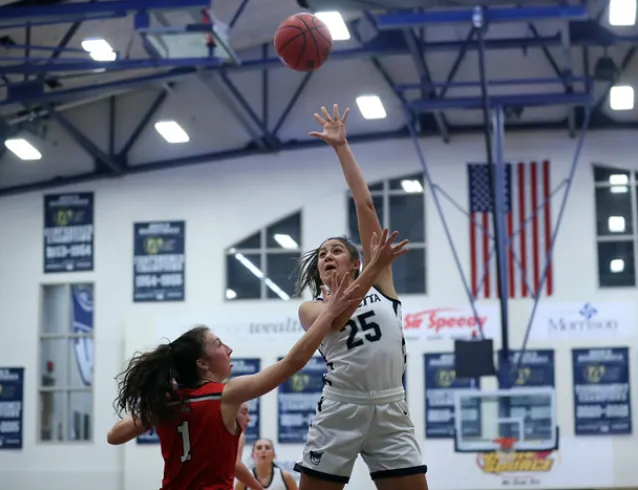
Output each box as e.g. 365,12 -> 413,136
318,287 -> 406,404
252,464 -> 289,490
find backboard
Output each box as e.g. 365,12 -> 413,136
453,387 -> 558,452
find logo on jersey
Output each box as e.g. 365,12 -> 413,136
357,293 -> 381,308
309,451 -> 323,465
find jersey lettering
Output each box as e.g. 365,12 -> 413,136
343,311 -> 382,350
177,420 -> 192,463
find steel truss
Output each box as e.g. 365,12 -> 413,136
0,0 -> 627,198
401,5 -> 593,390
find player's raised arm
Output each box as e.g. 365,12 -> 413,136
221,272 -> 362,409
310,104 -> 397,298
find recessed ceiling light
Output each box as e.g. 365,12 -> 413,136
154,120 -> 190,144
610,85 -> 634,111
315,11 -> 351,41
356,95 -> 387,120
4,138 -> 42,160
609,0 -> 636,26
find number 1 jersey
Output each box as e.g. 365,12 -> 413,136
156,382 -> 240,490
318,286 -> 406,404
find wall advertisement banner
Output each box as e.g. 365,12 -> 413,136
402,302 -> 502,342
529,301 -> 637,340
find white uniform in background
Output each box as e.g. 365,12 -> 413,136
294,287 -> 427,484
253,464 -> 290,490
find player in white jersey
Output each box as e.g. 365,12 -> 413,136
291,104 -> 428,490
235,438 -> 298,490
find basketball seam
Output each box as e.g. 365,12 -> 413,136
275,25 -> 305,54
311,16 -> 332,53
297,15 -> 321,66
276,26 -> 328,70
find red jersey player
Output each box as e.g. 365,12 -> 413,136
105,229 -> 406,490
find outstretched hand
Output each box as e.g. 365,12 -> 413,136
309,104 -> 350,148
369,228 -> 409,268
321,271 -> 364,322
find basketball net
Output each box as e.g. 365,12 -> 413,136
493,437 -> 517,465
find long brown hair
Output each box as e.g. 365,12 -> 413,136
113,326 -> 209,428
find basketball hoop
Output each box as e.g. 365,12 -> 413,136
493,437 -> 517,465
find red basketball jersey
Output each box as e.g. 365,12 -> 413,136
155,382 -> 241,490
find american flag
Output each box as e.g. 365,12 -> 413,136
468,161 -> 553,299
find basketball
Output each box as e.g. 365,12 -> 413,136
274,13 -> 333,72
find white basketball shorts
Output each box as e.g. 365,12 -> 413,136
294,397 -> 427,484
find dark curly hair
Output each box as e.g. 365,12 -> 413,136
292,236 -> 360,298
113,326 -> 209,428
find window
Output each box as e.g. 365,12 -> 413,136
225,211 -> 302,300
347,173 -> 426,294
594,165 -> 637,287
39,284 -> 94,443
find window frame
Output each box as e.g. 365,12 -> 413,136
37,282 -> 94,445
346,173 -> 427,295
593,164 -> 638,288
224,211 -> 303,301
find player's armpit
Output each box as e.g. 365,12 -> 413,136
106,415 -> 146,445
298,300 -> 324,331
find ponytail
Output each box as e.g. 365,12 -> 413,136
114,344 -> 178,428
114,326 -> 209,428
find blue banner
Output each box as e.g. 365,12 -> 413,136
230,359 -> 261,442
507,349 -> 555,440
71,285 -> 94,387
133,221 -> 185,302
572,347 -> 632,435
0,367 -> 24,449
43,192 -> 94,273
424,353 -> 480,439
278,357 -> 325,443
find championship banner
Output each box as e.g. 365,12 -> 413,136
133,221 -> 185,302
572,347 -> 632,435
0,367 -> 24,449
277,357 -> 325,443
506,349 -> 555,439
424,353 -> 480,438
43,192 -> 94,273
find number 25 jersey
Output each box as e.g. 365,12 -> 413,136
318,286 -> 406,404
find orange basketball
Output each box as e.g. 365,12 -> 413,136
274,13 -> 333,72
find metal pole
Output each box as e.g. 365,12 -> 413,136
474,6 -> 511,389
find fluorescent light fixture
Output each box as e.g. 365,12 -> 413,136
609,174 -> 629,185
401,179 -> 423,193
89,50 -> 116,62
610,258 -> 625,273
611,185 -> 629,194
610,85 -> 634,111
4,138 -> 42,160
609,0 -> 636,26
356,95 -> 387,120
608,216 -> 626,233
274,233 -> 299,249
315,11 -> 350,41
81,38 -> 116,62
226,289 -> 237,300
154,120 -> 190,144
